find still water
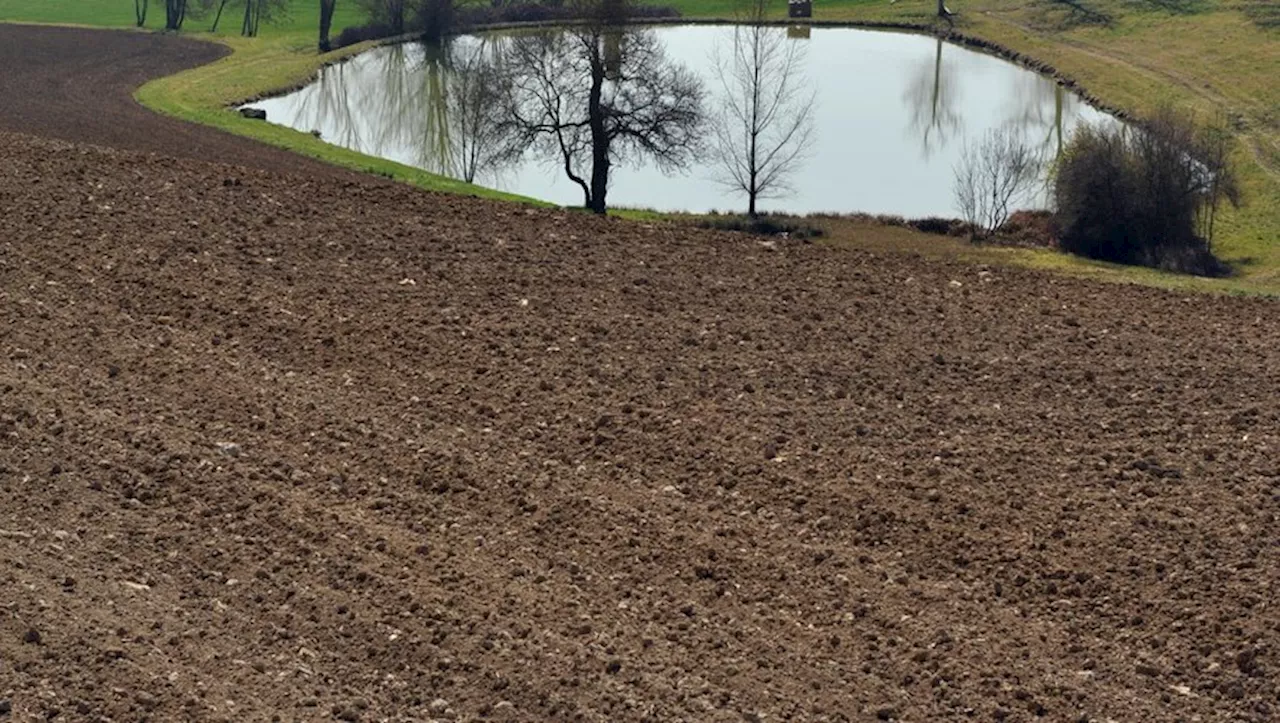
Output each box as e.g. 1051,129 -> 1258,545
253,25 -> 1118,217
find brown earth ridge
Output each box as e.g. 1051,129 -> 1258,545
2,25 -> 1280,723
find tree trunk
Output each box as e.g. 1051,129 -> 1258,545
210,0 -> 228,32
135,0 -> 148,27
587,42 -> 610,215
319,0 -> 336,51
242,0 -> 254,35
165,0 -> 183,30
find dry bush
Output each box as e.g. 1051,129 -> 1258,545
1052,105 -> 1239,276
952,127 -> 1042,240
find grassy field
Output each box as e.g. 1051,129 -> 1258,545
0,0 -> 365,35
0,0 -> 1276,294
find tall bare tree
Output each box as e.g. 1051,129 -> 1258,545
501,25 -> 705,214
710,0 -> 815,217
319,0 -> 338,51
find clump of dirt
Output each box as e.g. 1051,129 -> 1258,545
2,128 -> 1278,721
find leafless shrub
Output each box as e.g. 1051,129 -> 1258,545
952,127 -> 1042,239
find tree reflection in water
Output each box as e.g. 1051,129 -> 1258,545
903,36 -> 961,159
289,38 -> 516,186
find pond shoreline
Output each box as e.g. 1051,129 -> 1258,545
235,16 -> 1129,128
248,21 -> 1118,218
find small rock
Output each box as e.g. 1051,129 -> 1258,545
332,707 -> 359,722
1236,648 -> 1259,675
428,698 -> 450,713
0,699 -> 11,715
239,107 -> 268,121
605,660 -> 622,674
215,442 -> 243,458
876,705 -> 897,720
23,628 -> 42,645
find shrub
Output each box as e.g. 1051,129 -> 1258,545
696,214 -> 825,240
952,127 -> 1042,240
334,21 -> 396,48
995,210 -> 1055,248
1052,105 -> 1239,276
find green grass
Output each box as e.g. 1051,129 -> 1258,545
135,32 -> 542,205
0,0 -> 365,36
1,0 -> 1276,294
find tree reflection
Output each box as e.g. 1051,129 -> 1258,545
1006,74 -> 1069,159
443,39 -> 515,183
284,39 -> 516,186
499,27 -> 705,214
903,36 -> 961,159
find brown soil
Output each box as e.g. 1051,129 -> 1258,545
2,25 -> 1280,723
0,24 -> 362,180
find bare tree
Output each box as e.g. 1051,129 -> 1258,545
135,0 -> 149,27
1194,115 -> 1240,250
952,127 -> 1041,238
501,25 -> 705,214
205,0 -> 286,35
209,0 -> 231,30
319,0 -> 338,51
241,0 -> 288,35
710,0 -> 815,217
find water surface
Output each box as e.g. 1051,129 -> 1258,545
253,25 -> 1117,217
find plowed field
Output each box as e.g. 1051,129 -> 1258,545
1,26 -> 1278,723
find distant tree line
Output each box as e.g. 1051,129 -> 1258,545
132,0 -> 288,35
335,0 -> 676,49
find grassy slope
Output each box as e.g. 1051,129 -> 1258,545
673,0 -> 1279,292
0,0 -> 1275,293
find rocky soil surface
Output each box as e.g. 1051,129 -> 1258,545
1,25 -> 1279,723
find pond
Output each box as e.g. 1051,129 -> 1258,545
251,24 -> 1119,217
